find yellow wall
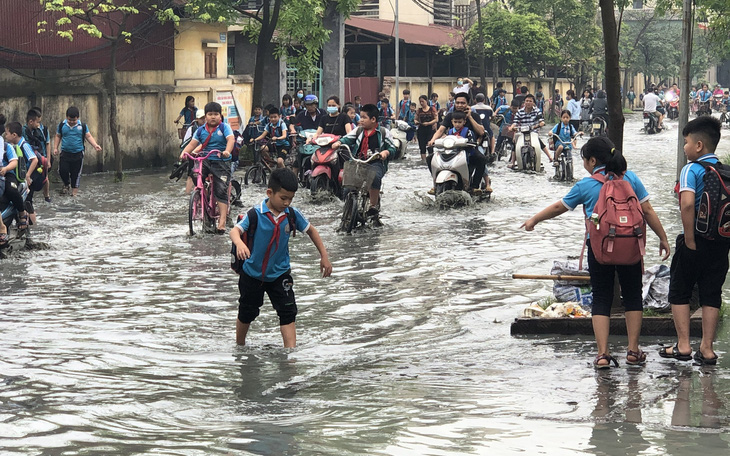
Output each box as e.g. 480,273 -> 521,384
174,20 -> 228,81
379,0 -> 432,26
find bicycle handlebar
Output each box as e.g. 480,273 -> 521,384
182,149 -> 221,161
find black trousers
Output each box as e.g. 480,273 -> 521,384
59,152 -> 84,188
416,126 -> 434,156
587,243 -> 643,317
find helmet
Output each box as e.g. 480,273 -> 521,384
303,94 -> 319,105
195,109 -> 205,119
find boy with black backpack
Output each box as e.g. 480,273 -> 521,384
53,106 -> 102,197
661,117 -> 727,365
230,168 -> 332,347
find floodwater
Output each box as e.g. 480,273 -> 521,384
1,115 -> 730,455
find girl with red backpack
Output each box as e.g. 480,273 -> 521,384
521,137 -> 671,369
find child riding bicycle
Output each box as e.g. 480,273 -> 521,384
180,102 -> 235,234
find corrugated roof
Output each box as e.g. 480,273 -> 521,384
345,17 -> 464,49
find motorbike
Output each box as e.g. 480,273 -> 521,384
713,93 -> 725,111
390,120 -> 410,160
309,133 -> 343,198
697,100 -> 712,117
288,129 -> 318,188
643,111 -> 662,134
431,135 -> 490,204
591,116 -> 607,137
1,181 -> 29,233
514,125 -> 542,172
665,91 -> 679,120
550,133 -> 574,182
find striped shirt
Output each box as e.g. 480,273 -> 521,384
512,108 -> 544,128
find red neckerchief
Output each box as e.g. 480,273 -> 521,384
359,127 -> 377,159
260,210 -> 287,276
199,122 -> 219,151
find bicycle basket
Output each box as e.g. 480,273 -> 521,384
342,161 -> 376,189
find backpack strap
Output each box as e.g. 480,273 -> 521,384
243,207 -> 258,248
287,209 -> 297,238
58,121 -> 65,138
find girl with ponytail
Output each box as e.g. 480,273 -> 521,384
521,136 -> 670,369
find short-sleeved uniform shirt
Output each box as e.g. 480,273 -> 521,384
551,123 -> 578,150
1,139 -> 17,183
57,120 -> 90,154
318,113 -> 350,137
180,106 -> 197,126
193,122 -> 234,161
235,199 -> 311,281
562,166 -> 650,223
441,111 -> 481,138
265,119 -> 290,147
678,153 -> 718,211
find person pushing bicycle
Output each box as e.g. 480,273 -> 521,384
180,102 -> 235,234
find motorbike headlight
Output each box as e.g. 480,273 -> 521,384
316,137 -> 332,146
443,138 -> 456,149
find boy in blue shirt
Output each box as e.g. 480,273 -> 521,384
180,101 -> 235,233
253,107 -> 290,169
53,106 -> 103,197
230,168 -> 332,347
5,122 -> 39,225
662,117 -> 727,365
24,109 -> 51,203
0,126 -> 30,243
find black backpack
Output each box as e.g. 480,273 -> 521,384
692,161 -> 730,243
58,121 -> 88,146
13,145 -> 27,182
230,207 -> 297,274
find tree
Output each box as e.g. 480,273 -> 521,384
38,1 -> 179,182
598,0 -> 626,149
466,3 -> 559,95
189,0 -> 360,106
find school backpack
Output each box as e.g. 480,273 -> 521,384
690,161 -> 730,243
230,207 -> 297,274
13,145 -> 27,183
581,172 -> 646,267
58,121 -> 88,145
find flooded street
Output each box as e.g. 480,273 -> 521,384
2,114 -> 730,455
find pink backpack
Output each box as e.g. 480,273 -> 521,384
580,172 -> 646,267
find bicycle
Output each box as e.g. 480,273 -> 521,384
550,133 -> 574,182
244,139 -> 275,186
183,149 -> 227,236
338,146 -> 383,234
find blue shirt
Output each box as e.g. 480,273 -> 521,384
57,120 -> 89,153
678,153 -> 718,211
562,166 -> 650,218
496,106 -> 515,135
265,119 -> 290,147
697,90 -> 712,102
16,138 -> 37,163
567,99 -> 581,120
235,199 -> 310,281
551,123 -> 578,150
193,122 -> 234,161
1,141 -> 17,181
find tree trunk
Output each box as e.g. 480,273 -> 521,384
108,39 -> 122,182
252,0 -> 281,106
475,3 -> 487,90
599,0 -> 624,149
550,66 -> 559,121
492,59 -> 498,92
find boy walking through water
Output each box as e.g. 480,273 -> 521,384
53,106 -> 102,196
230,168 -> 332,347
661,117 -> 727,365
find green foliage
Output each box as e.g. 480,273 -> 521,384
466,3 -> 559,80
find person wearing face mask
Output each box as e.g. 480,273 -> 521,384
309,96 -> 352,142
454,77 -> 473,95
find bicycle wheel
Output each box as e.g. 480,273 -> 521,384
339,191 -> 359,234
244,165 -> 266,186
188,188 -> 203,235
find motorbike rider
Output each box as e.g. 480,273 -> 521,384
427,92 -> 486,193
496,98 -> 520,165
643,86 -> 664,130
696,83 -> 712,106
471,93 -> 495,155
289,95 -> 325,177
589,90 -> 609,131
509,94 -> 552,166
330,104 -> 396,219
309,95 -> 352,142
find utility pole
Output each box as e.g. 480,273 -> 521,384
677,0 -> 694,180
395,0 -> 400,113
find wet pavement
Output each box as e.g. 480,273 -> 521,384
1,114 -> 730,455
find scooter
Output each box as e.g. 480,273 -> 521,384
309,133 -> 342,198
697,100 -> 712,117
514,125 -> 542,172
713,93 -> 725,111
665,92 -> 679,120
591,116 -> 607,137
390,120 -> 410,160
643,112 -> 662,134
431,135 -> 490,204
289,129 -> 318,188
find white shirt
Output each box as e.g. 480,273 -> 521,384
453,83 -> 471,95
643,92 -> 660,112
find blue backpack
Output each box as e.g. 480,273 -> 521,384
230,207 -> 297,274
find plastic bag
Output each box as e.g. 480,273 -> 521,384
642,264 -> 670,312
551,260 -> 593,311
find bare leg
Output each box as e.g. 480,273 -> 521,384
43,179 -> 50,199
276,158 -> 285,168
593,314 -> 611,365
280,322 -> 296,348
217,202 -> 228,230
554,145 -> 564,163
625,310 -> 642,354
671,304 -> 692,355
368,189 -> 379,208
185,177 -> 194,194
699,306 -> 720,358
236,319 -> 250,345
72,187 -> 78,197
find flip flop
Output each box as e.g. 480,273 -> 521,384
594,354 -> 619,370
693,350 -> 718,366
659,344 -> 693,361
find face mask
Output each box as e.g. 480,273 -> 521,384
327,106 -> 339,114
457,81 -> 463,86
297,93 -> 304,99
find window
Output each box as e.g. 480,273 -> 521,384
205,51 -> 217,79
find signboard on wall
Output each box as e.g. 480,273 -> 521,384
215,91 -> 242,131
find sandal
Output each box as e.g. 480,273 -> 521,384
17,214 -> 28,231
626,349 -> 647,366
693,350 -> 718,366
0,233 -> 8,249
594,354 -> 619,370
659,344 -> 693,361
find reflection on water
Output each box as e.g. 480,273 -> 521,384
0,116 -> 729,454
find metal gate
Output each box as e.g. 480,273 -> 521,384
286,65 -> 322,100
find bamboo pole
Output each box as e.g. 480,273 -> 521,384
512,274 -> 591,282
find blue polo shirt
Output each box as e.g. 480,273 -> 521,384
561,166 -> 650,218
235,199 -> 310,281
266,119 -> 290,147
193,122 -> 234,161
1,141 -> 17,183
57,120 -> 90,154
551,123 -> 578,150
678,153 -> 718,211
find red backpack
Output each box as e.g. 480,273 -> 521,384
580,172 -> 646,267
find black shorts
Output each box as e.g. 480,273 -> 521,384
202,159 -> 231,204
238,270 -> 297,326
276,146 -> 290,161
668,234 -> 730,309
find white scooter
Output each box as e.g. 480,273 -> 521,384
431,135 -> 490,205
514,125 -> 543,172
391,120 -> 410,160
